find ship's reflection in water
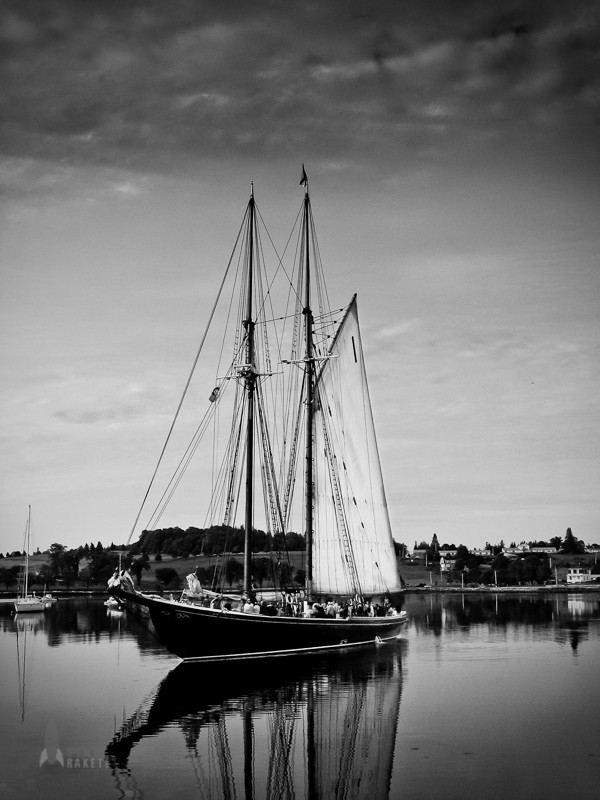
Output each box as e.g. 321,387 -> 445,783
106,643 -> 406,799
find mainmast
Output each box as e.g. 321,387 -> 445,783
243,185 -> 256,596
301,171 -> 315,600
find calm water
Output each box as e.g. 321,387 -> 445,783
1,592 -> 598,800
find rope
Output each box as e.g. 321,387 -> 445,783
126,211 -> 248,545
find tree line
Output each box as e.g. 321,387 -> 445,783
414,528 -> 597,587
0,525 -> 595,592
416,528 -> 591,563
0,526 -> 309,591
128,525 -> 307,558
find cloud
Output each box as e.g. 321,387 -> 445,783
1,0 -> 598,180
1,1 -> 599,552
372,319 -> 418,340
113,180 -> 142,196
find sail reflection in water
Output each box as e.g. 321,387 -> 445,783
106,644 -> 405,799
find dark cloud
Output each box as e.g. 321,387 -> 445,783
1,0 -> 599,176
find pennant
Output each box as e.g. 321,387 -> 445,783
299,165 -> 308,186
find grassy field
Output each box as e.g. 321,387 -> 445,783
132,554 -> 436,589
136,552 -> 307,590
1,550 -> 596,591
101,551 -> 600,589
0,553 -> 49,571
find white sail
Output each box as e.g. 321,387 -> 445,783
312,296 -> 402,597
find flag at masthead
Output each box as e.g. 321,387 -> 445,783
299,164 -> 308,187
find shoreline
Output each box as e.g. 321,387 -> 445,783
1,584 -> 599,605
403,583 -> 599,594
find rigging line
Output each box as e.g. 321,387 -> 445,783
126,211 -> 248,545
315,306 -> 346,319
202,381 -> 242,528
282,374 -> 305,528
207,384 -> 239,527
254,230 -> 274,374
256,311 -> 299,325
220,394 -> 246,529
318,401 -> 364,598
255,200 -> 304,310
143,402 -> 217,529
144,362 -> 241,528
255,388 -> 285,535
210,361 -> 222,522
307,199 -> 333,317
214,234 -> 246,386
217,382 -> 247,531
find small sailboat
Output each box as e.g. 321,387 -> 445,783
41,583 -> 58,608
109,172 -> 407,659
14,506 -> 46,614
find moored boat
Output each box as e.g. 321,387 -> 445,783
110,172 -> 407,659
14,507 -> 46,615
14,596 -> 46,613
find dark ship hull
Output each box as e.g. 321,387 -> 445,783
111,586 -> 407,661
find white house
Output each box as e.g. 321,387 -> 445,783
439,556 -> 456,573
503,542 -> 529,557
566,567 -> 593,584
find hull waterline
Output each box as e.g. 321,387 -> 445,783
111,587 -> 407,661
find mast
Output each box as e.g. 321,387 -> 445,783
243,186 -> 256,596
24,505 -> 31,598
302,177 -> 315,600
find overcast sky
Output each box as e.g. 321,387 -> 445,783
1,0 -> 599,553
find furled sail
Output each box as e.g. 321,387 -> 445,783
312,296 -> 402,596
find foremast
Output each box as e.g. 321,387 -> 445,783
301,177 -> 315,601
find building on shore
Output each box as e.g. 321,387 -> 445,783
566,567 -> 593,584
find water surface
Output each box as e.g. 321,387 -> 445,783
1,592 -> 598,799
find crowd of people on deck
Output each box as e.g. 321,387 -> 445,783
112,570 -> 401,619
202,591 -> 401,618
181,573 -> 401,617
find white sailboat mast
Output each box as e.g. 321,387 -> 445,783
24,505 -> 31,597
